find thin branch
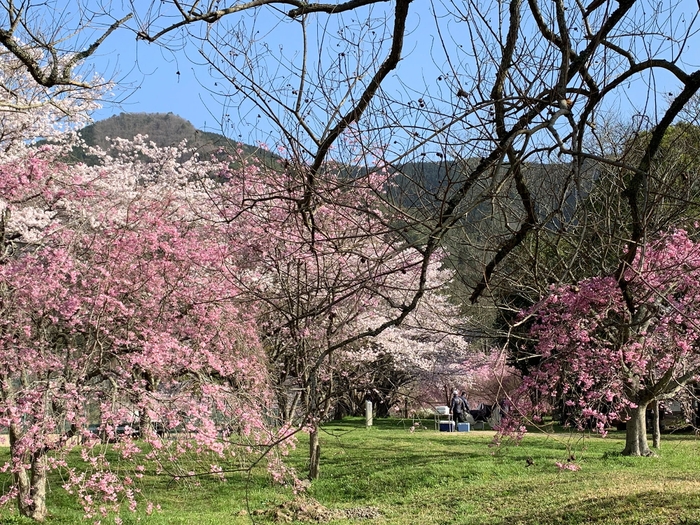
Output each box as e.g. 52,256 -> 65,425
0,13 -> 133,88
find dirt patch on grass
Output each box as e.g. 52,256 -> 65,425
251,496 -> 381,522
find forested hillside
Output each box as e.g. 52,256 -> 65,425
74,112 -> 271,163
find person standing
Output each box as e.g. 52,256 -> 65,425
460,391 -> 470,412
450,391 -> 466,424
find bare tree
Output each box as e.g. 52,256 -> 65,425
129,0 -> 700,281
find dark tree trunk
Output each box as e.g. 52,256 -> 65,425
622,403 -> 653,456
333,399 -> 350,420
375,400 -> 390,418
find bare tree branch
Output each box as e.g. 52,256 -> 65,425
0,13 -> 133,88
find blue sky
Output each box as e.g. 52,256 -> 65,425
89,4 -> 422,139
90,31 -> 222,133
89,4 -> 429,140
86,0 -> 696,144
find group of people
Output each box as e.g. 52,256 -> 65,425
450,390 -> 470,423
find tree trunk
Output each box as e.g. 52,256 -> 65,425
138,372 -> 161,437
308,425 -> 320,480
14,453 -> 48,521
375,400 -> 390,418
651,401 -> 661,449
18,459 -> 48,521
10,424 -> 48,521
622,403 -> 653,456
333,400 -> 349,420
139,411 -> 153,438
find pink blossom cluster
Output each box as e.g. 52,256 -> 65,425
0,134 -> 296,519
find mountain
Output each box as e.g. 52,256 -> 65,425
73,112 -> 276,165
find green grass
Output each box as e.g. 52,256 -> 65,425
1,418 -> 700,524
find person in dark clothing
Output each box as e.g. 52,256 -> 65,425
460,391 -> 470,412
451,391 -> 466,423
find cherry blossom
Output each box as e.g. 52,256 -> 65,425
507,229 -> 700,455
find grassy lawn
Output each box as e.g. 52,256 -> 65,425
1,418 -> 700,524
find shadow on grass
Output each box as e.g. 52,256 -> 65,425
497,489 -> 700,525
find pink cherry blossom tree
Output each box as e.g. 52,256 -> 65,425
0,135 -> 300,520
458,349 -> 520,410
0,52 -> 449,509
510,229 -> 700,456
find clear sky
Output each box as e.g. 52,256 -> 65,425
89,3 -> 418,139
90,30 -> 224,133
